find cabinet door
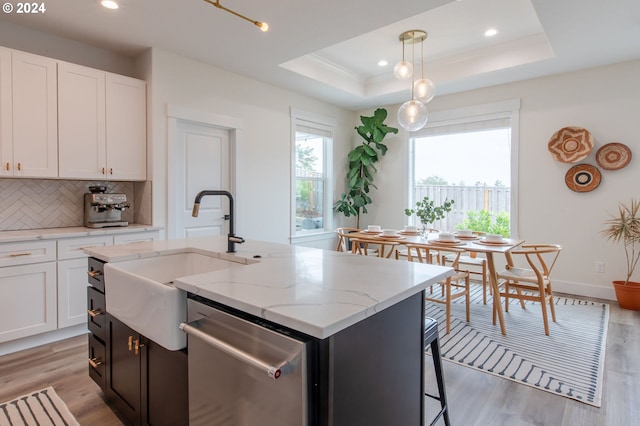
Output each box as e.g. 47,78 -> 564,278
11,50 -> 58,177
106,73 -> 146,181
0,47 -> 11,177
58,258 -> 90,328
58,62 -> 106,179
107,314 -> 142,426
0,262 -> 57,343
144,340 -> 189,426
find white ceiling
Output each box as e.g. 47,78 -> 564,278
1,0 -> 639,110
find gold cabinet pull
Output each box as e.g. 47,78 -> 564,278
128,335 -> 133,351
109,168 -> 113,175
87,270 -> 102,278
17,162 -> 21,171
9,252 -> 32,257
89,357 -> 103,368
4,162 -> 9,171
87,308 -> 102,318
134,339 -> 144,356
101,167 -> 105,174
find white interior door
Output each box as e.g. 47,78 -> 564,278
171,119 -> 230,239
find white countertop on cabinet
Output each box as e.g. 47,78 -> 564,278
0,225 -> 162,243
84,236 -> 453,339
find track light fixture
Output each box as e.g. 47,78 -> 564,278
203,0 -> 269,32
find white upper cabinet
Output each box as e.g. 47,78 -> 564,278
0,47 -> 11,177
58,64 -> 146,181
105,73 -> 146,181
10,50 -> 58,178
58,62 -> 106,179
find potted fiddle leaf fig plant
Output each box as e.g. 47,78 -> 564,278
405,197 -> 454,236
602,199 -> 640,310
333,108 -> 398,228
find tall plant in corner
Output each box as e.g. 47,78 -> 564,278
333,108 -> 398,228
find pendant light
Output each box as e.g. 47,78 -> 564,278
394,30 -> 434,132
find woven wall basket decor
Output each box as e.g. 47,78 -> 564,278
595,142 -> 632,170
565,163 -> 601,192
548,126 -> 594,163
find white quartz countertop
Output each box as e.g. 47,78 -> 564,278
85,236 -> 453,339
0,225 -> 162,243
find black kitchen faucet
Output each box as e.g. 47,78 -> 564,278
192,190 -> 245,253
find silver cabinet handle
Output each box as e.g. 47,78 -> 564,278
179,322 -> 300,380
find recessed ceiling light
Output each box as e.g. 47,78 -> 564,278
484,28 -> 498,37
101,0 -> 119,9
378,60 -> 388,67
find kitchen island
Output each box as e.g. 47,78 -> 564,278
85,236 -> 453,425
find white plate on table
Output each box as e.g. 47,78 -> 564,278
429,239 -> 465,246
475,238 -> 511,245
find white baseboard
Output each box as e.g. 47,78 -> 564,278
0,325 -> 88,357
553,279 -> 616,302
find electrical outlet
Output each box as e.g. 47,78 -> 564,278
595,261 -> 605,273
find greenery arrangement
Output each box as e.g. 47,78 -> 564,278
456,210 -> 510,237
333,108 -> 398,228
404,197 -> 454,230
602,199 -> 640,285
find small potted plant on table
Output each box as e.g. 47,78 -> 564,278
602,199 -> 640,310
405,197 -> 454,237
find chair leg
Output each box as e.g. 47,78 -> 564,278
539,286 -> 550,335
504,281 -> 510,312
481,262 -> 487,304
429,337 -> 451,426
516,288 -> 526,309
445,280 -> 452,334
547,284 -> 557,323
465,275 -> 470,323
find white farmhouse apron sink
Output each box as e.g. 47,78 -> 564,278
104,251 -> 249,350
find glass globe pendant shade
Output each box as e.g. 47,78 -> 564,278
397,100 -> 428,132
393,60 -> 413,80
413,78 -> 436,103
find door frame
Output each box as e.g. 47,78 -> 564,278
166,105 -> 241,240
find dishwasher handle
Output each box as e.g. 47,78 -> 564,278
179,321 -> 300,380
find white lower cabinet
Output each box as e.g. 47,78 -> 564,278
0,261 -> 57,343
0,230 -> 159,345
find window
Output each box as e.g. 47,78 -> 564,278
408,100 -> 519,236
291,109 -> 334,238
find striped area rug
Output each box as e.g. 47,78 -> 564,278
425,286 -> 609,407
0,387 -> 79,426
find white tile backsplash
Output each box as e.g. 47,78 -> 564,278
0,179 -> 134,231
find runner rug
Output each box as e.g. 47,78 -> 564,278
425,287 -> 609,407
0,386 -> 79,426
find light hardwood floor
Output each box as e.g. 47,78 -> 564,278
1,295 -> 638,426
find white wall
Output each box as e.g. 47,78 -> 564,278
365,60 -> 640,300
145,48 -> 356,245
0,21 -> 135,76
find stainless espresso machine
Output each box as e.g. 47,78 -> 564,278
83,186 -> 130,228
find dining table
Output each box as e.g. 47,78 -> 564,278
349,230 -> 525,336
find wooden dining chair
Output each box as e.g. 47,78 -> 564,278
496,244 -> 562,335
407,243 -> 470,334
443,231 -> 488,303
334,227 -> 361,252
350,238 -> 399,259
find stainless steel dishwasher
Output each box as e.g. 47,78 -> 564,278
180,297 -> 311,426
